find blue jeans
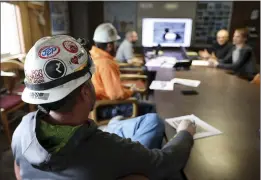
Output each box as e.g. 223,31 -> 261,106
105,113 -> 165,149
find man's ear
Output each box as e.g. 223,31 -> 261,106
80,84 -> 89,101
106,43 -> 113,51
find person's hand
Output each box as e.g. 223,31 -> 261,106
210,52 -> 217,60
208,59 -> 219,68
199,49 -> 210,60
130,84 -> 139,92
177,119 -> 196,136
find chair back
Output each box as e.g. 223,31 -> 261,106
90,98 -> 138,126
1,60 -> 24,93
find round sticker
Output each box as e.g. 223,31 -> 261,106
63,41 -> 78,53
38,46 -> 60,59
44,59 -> 67,80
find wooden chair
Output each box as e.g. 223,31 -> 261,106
120,74 -> 149,100
1,60 -> 25,95
90,98 -> 138,126
0,60 -> 34,144
119,67 -> 145,75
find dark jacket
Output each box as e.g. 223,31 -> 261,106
12,111 -> 193,180
208,42 -> 233,60
217,45 -> 257,79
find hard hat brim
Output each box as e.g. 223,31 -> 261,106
22,72 -> 92,105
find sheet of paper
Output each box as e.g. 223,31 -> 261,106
165,114 -> 222,140
145,59 -> 164,67
171,78 -> 201,87
192,60 -> 209,66
186,51 -> 198,56
161,63 -> 174,68
149,81 -> 174,90
145,56 -> 176,68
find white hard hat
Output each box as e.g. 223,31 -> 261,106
22,35 -> 95,104
93,23 -> 120,43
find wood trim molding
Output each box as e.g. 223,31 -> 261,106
16,2 -> 33,53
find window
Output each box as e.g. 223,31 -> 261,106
1,2 -> 22,58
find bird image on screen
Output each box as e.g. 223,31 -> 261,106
142,18 -> 192,47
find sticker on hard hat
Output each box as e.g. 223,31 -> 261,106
44,59 -> 67,80
38,46 -> 60,59
29,92 -> 50,100
63,41 -> 78,53
25,69 -> 45,84
70,52 -> 85,65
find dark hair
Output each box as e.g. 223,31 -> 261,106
235,28 -> 249,39
165,28 -> 169,32
95,42 -> 114,51
38,81 -> 90,113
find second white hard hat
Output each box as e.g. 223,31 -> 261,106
93,23 -> 120,43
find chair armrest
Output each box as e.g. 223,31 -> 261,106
1,71 -> 16,77
120,74 -> 147,80
118,62 -> 143,68
120,67 -> 144,74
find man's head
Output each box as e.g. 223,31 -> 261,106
216,29 -> 229,45
164,28 -> 169,33
22,35 -> 96,122
126,30 -> 138,44
93,23 -> 120,56
39,79 -> 96,123
233,28 -> 248,45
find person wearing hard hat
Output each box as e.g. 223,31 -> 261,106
91,23 -> 155,117
116,30 -> 143,65
12,35 -> 195,179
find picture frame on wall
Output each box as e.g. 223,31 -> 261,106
49,2 -> 70,35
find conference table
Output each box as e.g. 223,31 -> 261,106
153,66 -> 260,180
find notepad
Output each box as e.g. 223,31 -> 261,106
145,56 -> 177,68
171,78 -> 201,87
149,81 -> 174,90
186,51 -> 198,56
192,60 -> 209,66
165,114 -> 222,140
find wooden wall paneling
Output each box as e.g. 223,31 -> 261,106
14,2 -> 51,53
16,2 -> 32,53
27,2 -> 51,45
87,1 -> 104,44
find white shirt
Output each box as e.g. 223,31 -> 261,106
232,47 -> 241,64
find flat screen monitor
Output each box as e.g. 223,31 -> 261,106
142,18 -> 192,47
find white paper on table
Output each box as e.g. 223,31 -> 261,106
165,114 -> 222,140
145,59 -> 164,67
171,78 -> 201,87
161,63 -> 175,68
145,56 -> 176,68
186,51 -> 198,56
192,60 -> 209,66
149,81 -> 174,90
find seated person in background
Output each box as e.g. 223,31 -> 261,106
91,23 -> 154,116
209,28 -> 258,81
12,35 -> 196,179
116,30 -> 143,66
199,29 -> 233,60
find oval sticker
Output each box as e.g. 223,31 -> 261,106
38,46 -> 60,59
63,41 -> 78,53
